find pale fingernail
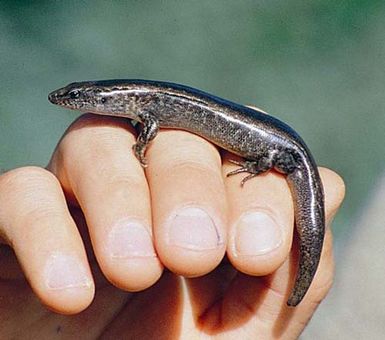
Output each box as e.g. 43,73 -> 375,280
167,207 -> 222,250
108,220 -> 156,258
235,212 -> 282,255
45,253 -> 92,290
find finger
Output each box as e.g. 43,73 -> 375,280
0,167 -> 94,314
223,153 -> 294,275
145,130 -> 227,276
185,168 -> 344,339
49,114 -> 162,292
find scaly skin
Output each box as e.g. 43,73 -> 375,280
48,79 -> 325,306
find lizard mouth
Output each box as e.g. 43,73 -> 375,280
48,91 -> 58,104
48,86 -> 69,105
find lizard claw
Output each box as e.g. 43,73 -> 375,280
133,143 -> 148,168
227,159 -> 245,167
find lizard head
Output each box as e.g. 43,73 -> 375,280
48,81 -> 124,115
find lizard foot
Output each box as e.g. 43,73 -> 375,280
226,159 -> 263,186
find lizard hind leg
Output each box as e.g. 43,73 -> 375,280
227,155 -> 274,186
274,149 -> 299,175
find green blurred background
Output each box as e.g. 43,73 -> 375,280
0,0 -> 384,333
3,0 -> 384,237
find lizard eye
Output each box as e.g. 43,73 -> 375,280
101,97 -> 107,104
69,90 -> 80,99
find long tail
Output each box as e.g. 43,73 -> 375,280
286,157 -> 325,306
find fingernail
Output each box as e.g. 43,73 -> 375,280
235,212 -> 282,255
168,207 -> 222,250
108,220 -> 156,258
45,253 -> 92,290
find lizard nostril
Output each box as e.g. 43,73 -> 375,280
48,91 -> 57,103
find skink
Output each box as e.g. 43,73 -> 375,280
48,79 -> 325,306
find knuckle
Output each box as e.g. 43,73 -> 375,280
103,175 -> 149,199
65,114 -> 136,140
320,167 -> 346,209
55,115 -> 136,160
91,159 -> 145,188
0,168 -> 66,243
21,204 -> 65,229
149,146 -> 222,183
0,166 -> 57,194
310,274 -> 334,305
150,131 -> 221,169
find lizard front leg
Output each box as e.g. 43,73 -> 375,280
133,112 -> 159,167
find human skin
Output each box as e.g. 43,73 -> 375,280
0,114 -> 345,339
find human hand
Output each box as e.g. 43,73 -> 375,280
0,114 -> 344,339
